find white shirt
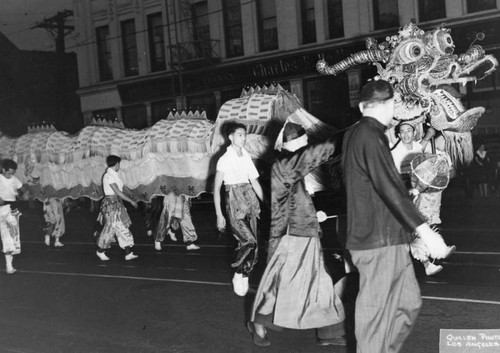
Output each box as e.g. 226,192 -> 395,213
102,168 -> 124,196
216,145 -> 259,185
391,141 -> 423,173
0,174 -> 22,201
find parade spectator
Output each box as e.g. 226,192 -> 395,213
152,192 -> 200,251
95,155 -> 139,261
0,159 -> 24,274
495,160 -> 500,198
342,80 -> 454,353
248,122 -> 346,347
471,142 -> 491,198
213,121 -> 265,296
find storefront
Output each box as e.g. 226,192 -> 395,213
103,40 -> 367,129
83,17 -> 499,132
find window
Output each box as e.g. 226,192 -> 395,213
419,0 -> 446,22
327,0 -> 344,39
122,104 -> 147,129
373,0 -> 399,30
92,108 -> 117,121
223,0 -> 243,57
192,1 -> 211,58
221,88 -> 243,104
257,0 -> 278,51
301,0 -> 316,44
187,93 -> 216,121
151,100 -> 176,125
96,25 -> 113,81
467,0 -> 497,13
148,13 -> 166,72
121,19 -> 138,76
304,77 -> 350,128
192,2 -> 210,41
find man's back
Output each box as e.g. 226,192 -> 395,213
342,117 -> 423,251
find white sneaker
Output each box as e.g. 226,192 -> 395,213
232,273 -> 249,296
6,268 -> 17,274
125,252 -> 139,261
154,241 -> 162,251
96,251 -> 110,261
241,275 -> 249,295
54,240 -> 64,247
425,262 -> 443,276
45,235 -> 50,246
186,243 -> 200,251
168,229 -> 177,241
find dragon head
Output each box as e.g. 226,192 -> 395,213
317,21 -> 498,166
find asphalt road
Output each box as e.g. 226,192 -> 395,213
0,182 -> 499,353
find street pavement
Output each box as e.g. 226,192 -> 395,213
0,179 -> 499,353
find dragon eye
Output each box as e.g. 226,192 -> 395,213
435,32 -> 455,55
396,41 -> 425,63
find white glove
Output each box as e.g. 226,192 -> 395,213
416,224 -> 455,260
316,210 -> 327,223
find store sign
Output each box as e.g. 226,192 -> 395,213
184,43 -> 364,91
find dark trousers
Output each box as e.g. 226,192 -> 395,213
228,213 -> 258,275
350,244 -> 422,353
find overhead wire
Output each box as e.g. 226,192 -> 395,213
65,0 -> 257,51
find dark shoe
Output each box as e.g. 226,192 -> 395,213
316,335 -> 347,346
246,321 -> 270,347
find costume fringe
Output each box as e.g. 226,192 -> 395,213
443,131 -> 473,168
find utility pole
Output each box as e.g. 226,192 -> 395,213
31,10 -> 74,53
31,10 -> 75,131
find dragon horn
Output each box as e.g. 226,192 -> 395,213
316,50 -> 389,76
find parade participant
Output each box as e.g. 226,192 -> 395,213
213,121 -> 264,296
0,159 -> 24,274
153,192 -> 200,251
391,122 -> 428,185
43,198 -> 66,247
342,80 -> 455,353
390,122 -> 448,276
95,155 -> 139,261
248,122 -> 346,347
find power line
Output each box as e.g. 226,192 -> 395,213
65,0 -> 257,51
3,27 -> 33,36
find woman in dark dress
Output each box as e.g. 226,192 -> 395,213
471,143 -> 491,198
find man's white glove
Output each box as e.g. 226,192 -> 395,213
415,223 -> 455,259
316,210 -> 327,223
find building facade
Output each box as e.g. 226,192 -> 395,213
73,0 -> 500,131
0,32 -> 83,136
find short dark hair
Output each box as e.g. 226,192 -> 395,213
395,122 -> 415,135
359,80 -> 394,104
106,155 -> 121,167
1,159 -> 17,172
225,121 -> 246,137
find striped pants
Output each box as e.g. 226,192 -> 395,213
350,244 -> 422,353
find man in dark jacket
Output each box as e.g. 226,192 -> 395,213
248,122 -> 346,347
341,80 -> 454,353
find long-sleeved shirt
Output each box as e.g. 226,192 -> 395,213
268,132 -> 343,258
341,117 -> 424,251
